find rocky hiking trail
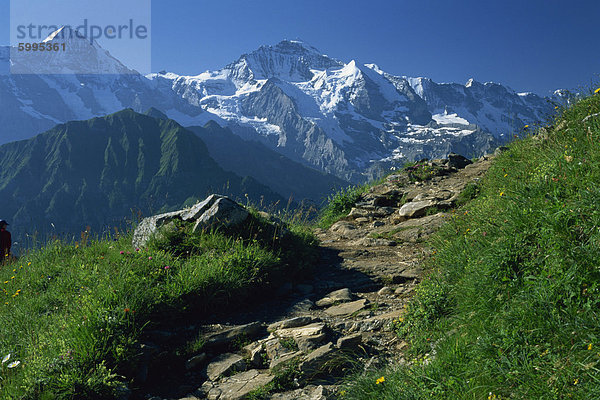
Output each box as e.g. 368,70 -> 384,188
138,154 -> 493,400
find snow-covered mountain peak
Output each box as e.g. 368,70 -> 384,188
42,26 -> 83,43
364,63 -> 384,74
227,40 -> 344,83
11,25 -> 133,75
340,60 -> 361,78
0,37 -> 558,182
270,39 -> 325,57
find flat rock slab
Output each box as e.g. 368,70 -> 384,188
315,288 -> 353,307
349,237 -> 396,247
398,200 -> 435,218
324,299 -> 368,317
300,342 -> 335,375
204,322 -> 263,350
206,353 -> 246,381
275,323 -> 326,339
202,369 -> 274,400
270,385 -> 329,400
336,333 -> 363,349
270,350 -> 303,370
268,316 -> 314,332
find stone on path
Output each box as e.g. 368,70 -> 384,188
185,353 -> 207,370
336,333 -> 363,350
268,316 -> 314,332
204,322 -> 263,351
398,200 -> 435,218
270,385 -> 329,400
274,323 -> 326,339
377,287 -> 394,296
206,353 -> 246,381
300,342 -> 336,375
328,221 -> 357,236
242,342 -> 264,367
448,153 -> 473,169
199,369 -> 274,400
324,299 -> 368,317
315,288 -> 353,307
270,350 -> 303,370
296,333 -> 327,353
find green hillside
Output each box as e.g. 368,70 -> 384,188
0,210 -> 317,398
345,90 -> 600,398
0,109 -> 285,245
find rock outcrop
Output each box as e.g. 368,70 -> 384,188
132,194 -> 249,248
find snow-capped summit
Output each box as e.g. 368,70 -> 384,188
225,39 -> 343,83
10,26 -> 133,75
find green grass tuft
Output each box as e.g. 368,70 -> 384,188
319,185 -> 369,228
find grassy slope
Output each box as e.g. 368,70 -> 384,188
0,212 -> 317,399
345,91 -> 600,399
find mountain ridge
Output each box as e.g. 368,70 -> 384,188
1,38 -> 559,181
0,109 -> 286,246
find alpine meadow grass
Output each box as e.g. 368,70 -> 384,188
344,88 -> 600,399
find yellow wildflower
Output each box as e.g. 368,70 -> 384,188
376,376 -> 385,384
588,343 -> 593,351
500,192 -> 505,197
574,378 -> 579,385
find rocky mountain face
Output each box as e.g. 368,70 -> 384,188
188,122 -> 348,204
405,76 -> 554,140
149,41 -> 556,181
0,109 -> 285,244
0,27 -> 208,145
1,33 -> 556,182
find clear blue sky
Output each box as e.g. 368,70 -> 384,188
2,0 -> 599,96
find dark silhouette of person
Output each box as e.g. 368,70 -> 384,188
0,220 -> 11,261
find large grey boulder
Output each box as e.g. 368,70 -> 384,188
192,197 -> 249,233
131,194 -> 249,248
